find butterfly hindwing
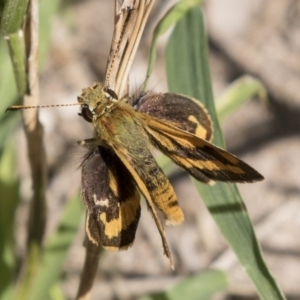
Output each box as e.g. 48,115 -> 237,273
81,147 -> 141,251
132,92 -> 213,141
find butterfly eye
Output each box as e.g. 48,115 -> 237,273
105,88 -> 118,100
79,105 -> 93,123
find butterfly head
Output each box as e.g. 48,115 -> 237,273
77,82 -> 118,123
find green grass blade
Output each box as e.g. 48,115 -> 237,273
49,283 -> 67,300
0,0 -> 29,35
27,194 -> 84,300
6,32 -> 27,95
145,0 -> 203,86
166,9 -> 220,141
166,7 -> 285,300
1,0 -> 29,96
139,270 -> 228,300
39,0 -> 60,66
0,40 -> 19,149
0,39 -> 18,109
0,143 -> 19,299
216,75 -> 267,122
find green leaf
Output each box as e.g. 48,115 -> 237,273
39,0 -> 60,66
139,270 -> 228,300
216,75 -> 267,122
0,39 -> 18,110
0,143 -> 19,299
0,0 -> 29,35
6,31 -> 27,96
145,0 -> 203,86
166,7 -> 285,300
1,0 -> 29,96
0,40 -> 19,147
27,193 -> 84,300
49,283 -> 67,300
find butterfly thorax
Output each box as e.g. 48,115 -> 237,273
78,82 -> 148,149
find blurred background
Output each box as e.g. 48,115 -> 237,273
1,0 -> 300,299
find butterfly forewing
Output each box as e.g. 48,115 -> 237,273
108,142 -> 177,266
81,146 -> 141,250
143,115 -> 264,183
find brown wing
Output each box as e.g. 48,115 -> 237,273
143,114 -> 264,184
81,147 -> 140,251
109,140 -> 182,269
131,92 -> 213,141
97,106 -> 184,268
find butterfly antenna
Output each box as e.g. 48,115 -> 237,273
5,103 -> 80,113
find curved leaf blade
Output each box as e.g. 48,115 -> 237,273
216,75 -> 267,122
145,0 -> 203,86
139,270 -> 228,300
166,7 -> 285,300
28,194 -> 84,300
